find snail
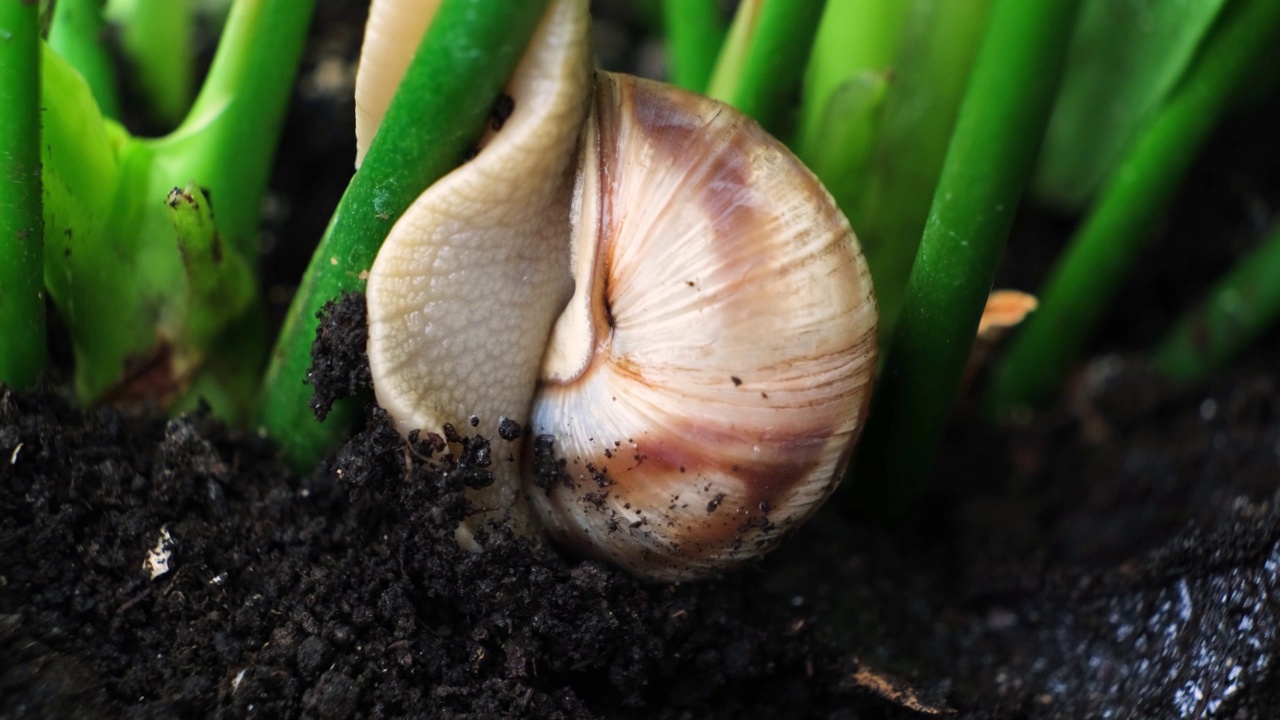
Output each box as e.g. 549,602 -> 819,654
361,0 -> 877,581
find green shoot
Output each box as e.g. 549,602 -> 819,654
1154,221 -> 1280,383
987,0 -> 1280,414
258,0 -> 553,470
0,0 -> 46,389
851,0 -> 1082,515
705,0 -> 825,138
661,0 -> 725,93
165,183 -> 255,352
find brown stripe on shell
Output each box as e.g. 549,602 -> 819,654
529,385 -> 848,573
599,74 -> 862,334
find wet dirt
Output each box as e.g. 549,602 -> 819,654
6,317 -> 1280,719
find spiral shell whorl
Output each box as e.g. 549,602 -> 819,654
526,74 -> 878,581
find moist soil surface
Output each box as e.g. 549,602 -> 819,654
5,2 -> 1280,718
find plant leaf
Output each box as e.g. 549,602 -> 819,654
1032,0 -> 1227,211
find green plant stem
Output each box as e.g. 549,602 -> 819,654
104,0 -> 195,127
40,44 -> 135,403
48,0 -> 122,119
987,0 -> 1280,413
258,0 -> 552,470
661,0 -> 724,93
39,0 -> 314,416
1154,221 -> 1280,383
851,0 -> 1081,516
706,0 -> 825,137
0,0 -> 46,389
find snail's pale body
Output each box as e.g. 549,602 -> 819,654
364,0 -> 591,542
362,0 -> 877,580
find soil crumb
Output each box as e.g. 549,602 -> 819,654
309,293 -> 371,421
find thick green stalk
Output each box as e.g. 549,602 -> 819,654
258,0 -> 552,470
661,0 -> 725,92
851,0 -> 1081,516
706,0 -> 826,137
48,0 -> 122,119
987,0 -> 1280,413
1154,221 -> 1280,383
792,0 -> 910,257
0,0 -> 46,389
40,45 -> 135,403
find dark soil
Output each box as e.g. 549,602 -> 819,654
6,2 -> 1280,718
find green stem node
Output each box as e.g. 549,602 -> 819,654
40,0 -> 314,418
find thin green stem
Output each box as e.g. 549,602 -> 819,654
1154,221 -> 1280,383
104,0 -> 195,127
0,0 -> 46,389
851,0 -> 1081,516
706,0 -> 825,137
258,0 -> 552,470
661,0 -> 725,92
987,0 -> 1280,413
48,0 -> 122,119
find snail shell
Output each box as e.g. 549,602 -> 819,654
527,72 -> 877,581
363,0 -> 877,580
